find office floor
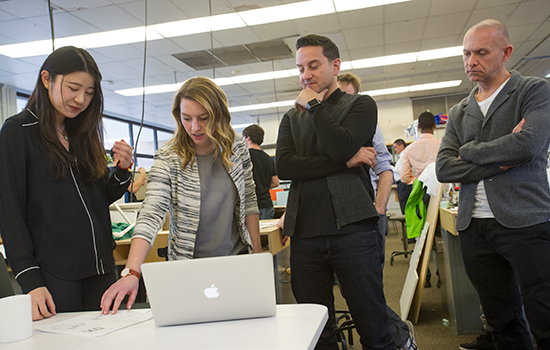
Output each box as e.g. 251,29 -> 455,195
276,223 -> 481,350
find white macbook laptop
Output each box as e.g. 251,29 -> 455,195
141,253 -> 276,326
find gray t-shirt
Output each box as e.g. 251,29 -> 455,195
193,152 -> 246,258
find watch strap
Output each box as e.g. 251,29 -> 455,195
306,98 -> 322,110
121,267 -> 140,279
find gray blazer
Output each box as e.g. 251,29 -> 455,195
436,70 -> 550,231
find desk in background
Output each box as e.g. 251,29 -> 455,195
2,304 -> 327,350
114,220 -> 290,303
438,207 -> 482,335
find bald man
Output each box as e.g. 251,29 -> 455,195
436,19 -> 550,349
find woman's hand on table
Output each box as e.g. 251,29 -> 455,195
29,286 -> 56,321
100,275 -> 139,315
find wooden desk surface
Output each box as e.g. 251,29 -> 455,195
440,207 -> 459,236
113,220 -> 289,265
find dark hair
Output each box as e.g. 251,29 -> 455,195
296,34 -> 339,62
393,139 -> 406,147
26,46 -> 105,182
242,124 -> 265,146
337,73 -> 361,94
418,111 -> 436,131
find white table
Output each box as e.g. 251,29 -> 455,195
2,304 -> 327,350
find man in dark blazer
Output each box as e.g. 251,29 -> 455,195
436,19 -> 550,349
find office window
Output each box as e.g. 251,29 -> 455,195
135,156 -> 154,168
104,118 -> 130,150
16,95 -> 27,113
132,125 -> 155,156
158,130 -> 173,148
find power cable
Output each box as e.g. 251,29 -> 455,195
128,0 -> 148,198
48,0 -> 55,51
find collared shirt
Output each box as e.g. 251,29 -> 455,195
370,124 -> 393,191
400,133 -> 441,185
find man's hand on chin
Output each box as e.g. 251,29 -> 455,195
295,88 -> 328,112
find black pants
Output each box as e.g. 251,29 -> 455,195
460,219 -> 550,350
41,269 -> 117,312
396,181 -> 412,215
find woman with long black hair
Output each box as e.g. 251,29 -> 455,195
0,46 -> 133,320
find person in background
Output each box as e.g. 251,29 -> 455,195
436,19 -> 550,349
126,167 -> 148,202
242,124 -> 279,220
337,72 -> 417,350
109,149 -> 148,202
393,139 -> 412,215
100,77 -> 261,314
0,46 -> 133,320
400,112 -> 441,186
276,34 -> 395,350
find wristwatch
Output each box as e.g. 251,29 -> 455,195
120,267 -> 140,279
306,98 -> 322,110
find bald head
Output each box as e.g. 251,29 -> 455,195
465,19 -> 510,48
462,19 -> 513,89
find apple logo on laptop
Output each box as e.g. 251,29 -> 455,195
204,284 -> 220,298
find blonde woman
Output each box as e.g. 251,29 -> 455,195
101,77 -> 261,314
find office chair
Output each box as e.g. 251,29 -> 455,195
0,257 -> 16,299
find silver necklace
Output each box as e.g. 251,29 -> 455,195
56,128 -> 68,141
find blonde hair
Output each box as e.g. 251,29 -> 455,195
171,77 -> 235,170
337,73 -> 361,94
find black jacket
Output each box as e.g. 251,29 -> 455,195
0,109 -> 131,293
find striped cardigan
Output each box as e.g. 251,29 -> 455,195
132,134 -> 259,260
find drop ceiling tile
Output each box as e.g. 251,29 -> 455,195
212,27 -> 262,47
506,0 -> 550,27
384,18 -> 426,45
249,22 -> 300,42
384,0 -> 431,23
343,25 -> 384,50
24,12 -> 101,37
169,33 -> 223,52
337,7 -> 384,29
0,9 -> 17,21
475,0 -> 521,9
384,41 -> 421,55
99,61 -> 142,81
131,39 -> 184,56
154,54 -> 195,72
226,0 -> 284,10
91,44 -> 145,62
70,4 -> 143,31
0,0 -> 50,18
348,46 -> 385,60
123,57 -> 174,77
0,18 -> 52,42
293,13 -> 341,36
429,0 -> 477,17
420,35 -> 462,50
423,12 -> 469,39
119,0 -> 187,25
507,23 -> 541,44
463,4 -> 519,29
52,0 -> 112,10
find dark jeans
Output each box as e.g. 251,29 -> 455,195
396,181 -> 412,215
290,231 -> 395,350
41,269 -> 118,312
459,218 -> 550,350
259,207 -> 275,220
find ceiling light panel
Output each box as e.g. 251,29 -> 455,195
237,0 -> 335,26
334,0 -> 411,12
